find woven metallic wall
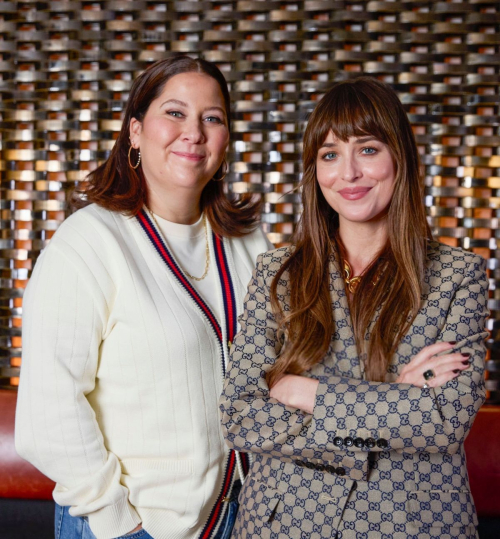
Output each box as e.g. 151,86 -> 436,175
1,1 -> 499,402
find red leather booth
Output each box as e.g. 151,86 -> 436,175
464,405 -> 500,518
0,389 -> 54,500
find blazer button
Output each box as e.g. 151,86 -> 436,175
354,437 -> 364,448
364,438 -> 376,449
333,437 -> 343,448
377,438 -> 388,449
326,465 -> 337,474
336,467 -> 346,476
344,437 -> 354,447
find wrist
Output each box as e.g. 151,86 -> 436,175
293,377 -> 319,414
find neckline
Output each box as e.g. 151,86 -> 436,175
149,212 -> 205,239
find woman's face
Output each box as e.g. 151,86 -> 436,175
316,131 -> 396,227
129,72 -> 229,201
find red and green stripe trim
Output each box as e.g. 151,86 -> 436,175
137,210 -> 222,341
199,450 -> 237,539
213,233 -> 236,373
137,209 -> 244,538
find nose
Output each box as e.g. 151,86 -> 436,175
182,118 -> 205,144
340,155 -> 361,183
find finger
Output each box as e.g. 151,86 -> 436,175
402,352 -> 465,380
423,358 -> 471,385
429,352 -> 471,368
411,341 -> 457,367
419,358 -> 468,383
434,361 -> 470,378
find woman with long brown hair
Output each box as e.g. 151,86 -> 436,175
220,77 -> 488,538
15,56 -> 270,539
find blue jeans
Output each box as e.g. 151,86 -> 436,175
55,505 -> 153,539
213,479 -> 241,539
212,500 -> 239,539
55,481 -> 240,539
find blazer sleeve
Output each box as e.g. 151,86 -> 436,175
310,254 -> 488,455
220,252 -> 316,459
15,236 -> 141,539
221,252 -> 488,461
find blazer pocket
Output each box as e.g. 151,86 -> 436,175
238,479 -> 281,524
407,490 -> 478,529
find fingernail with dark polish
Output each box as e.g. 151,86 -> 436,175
453,369 -> 460,373
461,361 -> 469,366
448,341 -> 457,345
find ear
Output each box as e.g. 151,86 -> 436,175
129,117 -> 142,148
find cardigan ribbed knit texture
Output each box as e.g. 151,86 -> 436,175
15,204 -> 270,539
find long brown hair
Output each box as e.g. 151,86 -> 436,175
267,77 -> 431,386
74,56 -> 260,237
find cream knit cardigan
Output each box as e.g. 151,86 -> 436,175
15,204 -> 270,539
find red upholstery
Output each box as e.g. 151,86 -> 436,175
1,388 -> 499,516
0,389 -> 54,499
465,405 -> 500,517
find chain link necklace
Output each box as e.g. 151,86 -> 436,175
145,207 -> 210,281
343,259 -> 362,294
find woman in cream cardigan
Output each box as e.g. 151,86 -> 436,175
220,77 -> 488,538
15,56 -> 269,539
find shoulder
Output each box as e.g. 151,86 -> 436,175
426,241 -> 487,292
37,205 -> 131,277
231,225 -> 271,255
54,204 -> 124,239
258,245 -> 293,267
28,206 -> 124,300
227,226 -> 273,281
427,241 -> 486,272
255,245 -> 293,284
47,205 -> 133,256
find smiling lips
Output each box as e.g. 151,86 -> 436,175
172,151 -> 205,162
338,187 -> 372,200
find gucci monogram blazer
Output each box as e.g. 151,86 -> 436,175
220,241 -> 488,539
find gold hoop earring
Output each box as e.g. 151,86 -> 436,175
128,145 -> 141,169
213,158 -> 227,182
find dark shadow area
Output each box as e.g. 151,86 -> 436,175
479,518 -> 500,539
0,499 -> 54,539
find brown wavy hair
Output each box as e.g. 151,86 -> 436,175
73,56 -> 260,237
267,77 -> 432,386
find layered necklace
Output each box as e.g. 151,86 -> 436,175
145,206 -> 210,281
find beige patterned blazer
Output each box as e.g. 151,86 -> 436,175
220,241 -> 488,539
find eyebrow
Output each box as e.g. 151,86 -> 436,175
355,136 -> 378,144
161,99 -> 187,107
160,99 -> 226,115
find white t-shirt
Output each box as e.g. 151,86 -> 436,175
151,212 -> 221,322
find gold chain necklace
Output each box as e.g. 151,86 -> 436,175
146,207 -> 210,281
343,259 -> 362,294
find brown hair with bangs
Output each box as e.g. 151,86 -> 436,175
267,77 -> 431,386
73,55 -> 260,237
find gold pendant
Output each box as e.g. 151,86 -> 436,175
344,260 -> 362,294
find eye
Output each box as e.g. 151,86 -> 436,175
204,115 -> 224,124
167,110 -> 184,118
361,147 -> 377,155
322,151 -> 337,161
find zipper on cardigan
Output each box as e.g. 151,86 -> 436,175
137,213 -> 238,538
